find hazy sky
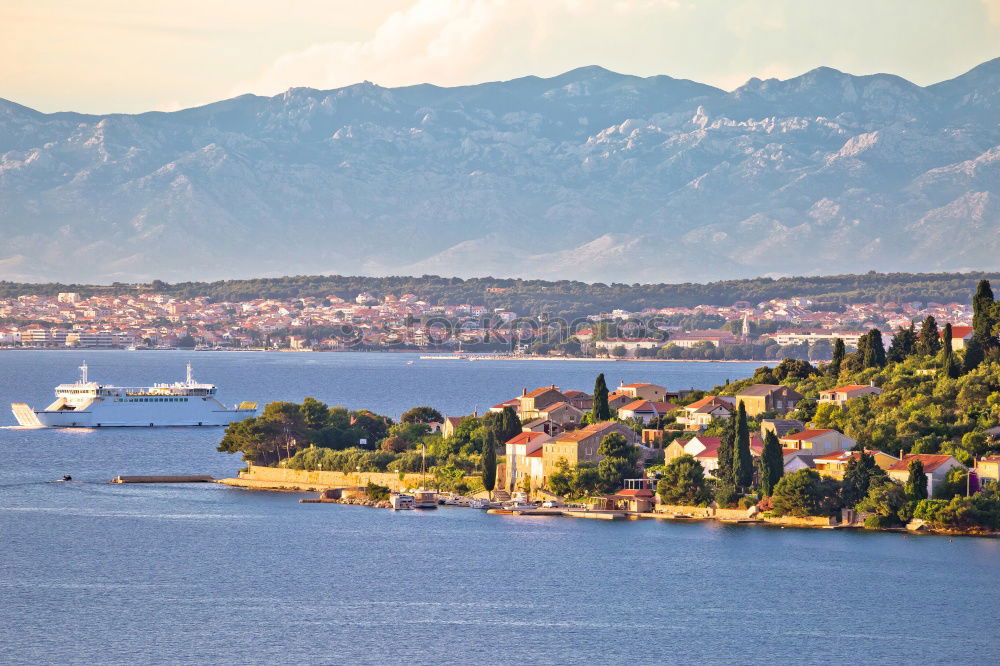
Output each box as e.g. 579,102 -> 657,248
2,0 -> 998,114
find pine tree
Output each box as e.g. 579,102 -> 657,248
887,322 -> 917,363
592,373 -> 610,422
481,430 -> 497,499
830,337 -> 845,377
759,430 -> 784,496
904,459 -> 928,502
717,410 -> 736,487
917,316 -> 940,356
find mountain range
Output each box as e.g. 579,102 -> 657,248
1,58 -> 998,284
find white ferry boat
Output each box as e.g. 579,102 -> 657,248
11,362 -> 257,428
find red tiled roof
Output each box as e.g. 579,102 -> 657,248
613,488 -> 654,498
888,454 -> 960,473
525,386 -> 562,398
829,384 -> 874,392
526,448 -> 543,458
941,325 -> 974,339
505,431 -> 547,446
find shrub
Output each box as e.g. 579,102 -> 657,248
365,482 -> 390,502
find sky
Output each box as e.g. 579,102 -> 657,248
1,0 -> 998,114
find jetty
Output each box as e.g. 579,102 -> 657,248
110,475 -> 214,484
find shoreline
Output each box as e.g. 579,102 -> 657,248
0,347 -> 787,362
216,476 -> 997,539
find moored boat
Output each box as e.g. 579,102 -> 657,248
412,489 -> 438,509
390,493 -> 415,510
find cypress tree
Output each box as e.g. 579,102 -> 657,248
717,410 -> 736,487
759,430 -> 784,496
500,406 -> 521,442
592,373 -> 611,421
481,430 -> 497,499
733,401 -> 753,490
862,328 -> 886,368
830,338 -> 845,377
905,459 -> 928,502
941,323 -> 957,378
917,316 -> 940,356
972,280 -> 996,342
963,333 -> 984,373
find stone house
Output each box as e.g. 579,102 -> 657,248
735,384 -> 803,417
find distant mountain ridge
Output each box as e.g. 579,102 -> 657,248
0,59 -> 998,283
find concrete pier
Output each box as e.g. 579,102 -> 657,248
110,475 -> 214,484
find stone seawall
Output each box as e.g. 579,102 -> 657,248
217,466 -> 478,492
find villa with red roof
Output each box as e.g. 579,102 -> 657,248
504,431 -> 551,491
887,454 -> 966,497
618,399 -> 679,424
814,449 -> 899,479
818,384 -> 882,407
616,381 -> 668,402
678,434 -> 764,478
779,429 -> 856,454
941,325 -> 975,350
676,396 -> 734,430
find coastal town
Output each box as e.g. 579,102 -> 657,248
0,288 -> 974,359
215,281 -> 1000,535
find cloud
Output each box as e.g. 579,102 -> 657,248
235,0 -> 685,96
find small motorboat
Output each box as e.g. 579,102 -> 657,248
468,498 -> 490,509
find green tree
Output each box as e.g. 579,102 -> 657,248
596,431 -> 638,493
887,322 -> 917,363
941,323 -> 960,378
500,406 -> 522,443
300,397 -> 330,430
759,430 -> 784,496
592,373 -> 611,421
771,469 -> 842,517
830,337 -> 846,377
481,429 -> 497,498
548,458 -> 574,497
972,279 -> 997,351
963,333 -> 984,373
862,328 -> 887,368
856,479 -> 908,527
733,401 -> 753,490
905,459 -> 929,501
656,454 -> 711,505
917,316 -> 940,356
400,406 -> 444,424
716,410 -> 736,487
841,451 -> 887,508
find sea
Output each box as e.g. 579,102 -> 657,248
0,350 -> 997,665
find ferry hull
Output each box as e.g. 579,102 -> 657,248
11,403 -> 256,428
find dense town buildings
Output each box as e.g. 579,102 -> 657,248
0,290 -> 973,355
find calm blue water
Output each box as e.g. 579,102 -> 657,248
0,351 -> 997,665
